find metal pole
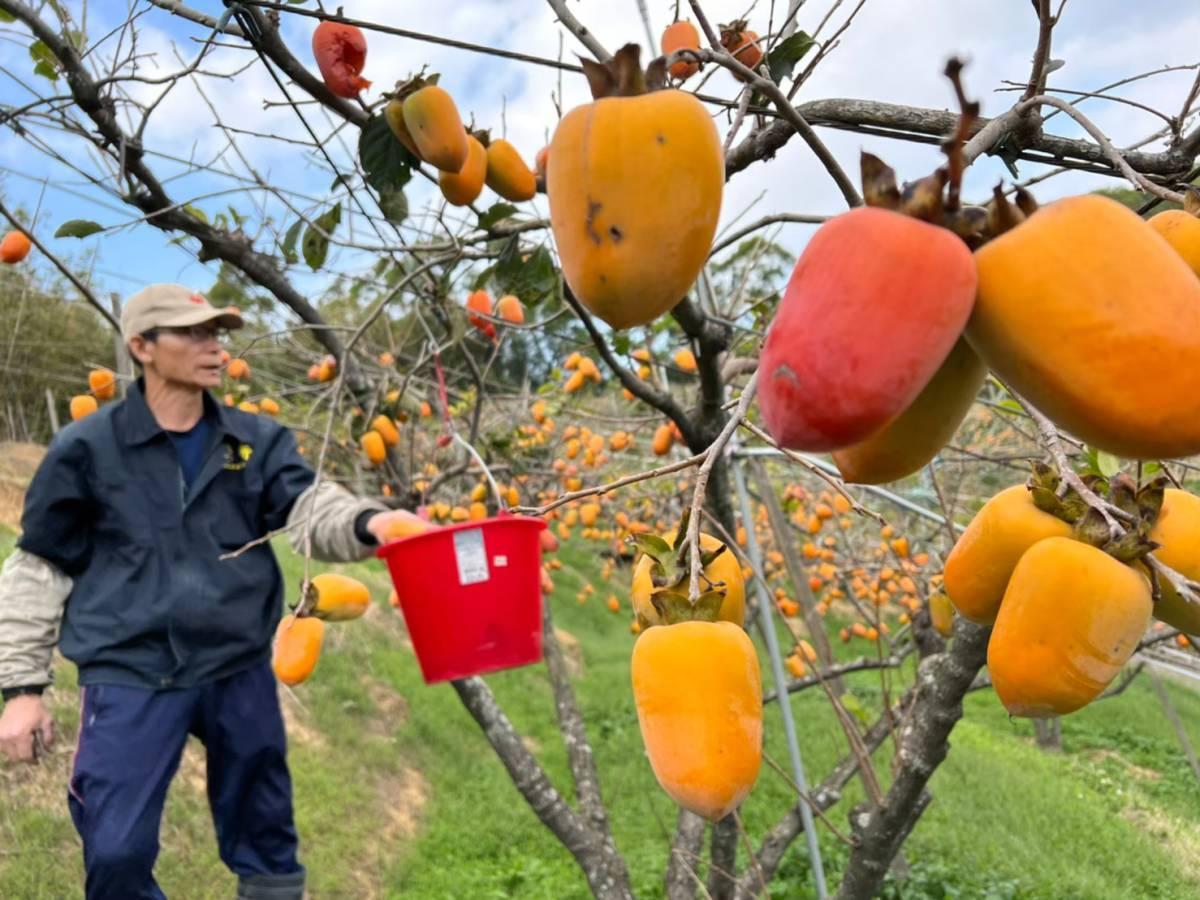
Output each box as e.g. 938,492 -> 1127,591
45,388 -> 60,434
110,292 -> 132,398
731,449 -> 828,898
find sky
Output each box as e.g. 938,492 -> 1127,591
0,0 -> 1198,306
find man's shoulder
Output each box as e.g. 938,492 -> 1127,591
47,400 -> 123,457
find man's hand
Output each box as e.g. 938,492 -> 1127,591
0,695 -> 54,764
366,509 -> 435,544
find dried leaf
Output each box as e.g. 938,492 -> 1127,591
1073,507 -> 1113,548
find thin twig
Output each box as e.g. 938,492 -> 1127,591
0,198 -> 120,332
1022,0 -> 1056,103
514,453 -> 708,518
738,419 -> 879,521
1020,395 -> 1200,607
687,371 -> 758,602
546,0 -> 610,61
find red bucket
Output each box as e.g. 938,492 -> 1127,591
376,513 -> 547,684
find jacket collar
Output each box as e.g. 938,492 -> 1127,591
121,377 -> 253,447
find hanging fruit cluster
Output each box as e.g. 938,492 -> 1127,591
381,73 -> 538,208
757,61 -> 1200,481
64,367 -> 118,422
273,572 -> 373,686
943,469 -> 1200,718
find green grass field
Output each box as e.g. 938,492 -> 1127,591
2,529 -> 1198,899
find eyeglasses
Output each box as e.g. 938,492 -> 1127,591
142,325 -> 229,342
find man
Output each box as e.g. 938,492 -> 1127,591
0,284 -> 418,900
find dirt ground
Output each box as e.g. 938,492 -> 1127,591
0,441 -> 44,529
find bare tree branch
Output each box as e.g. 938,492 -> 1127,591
727,96 -> 1199,183
546,0 -> 611,62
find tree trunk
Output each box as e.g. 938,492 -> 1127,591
665,809 -> 707,899
451,677 -> 634,899
835,620 -> 991,899
707,814 -> 739,899
1033,717 -> 1061,752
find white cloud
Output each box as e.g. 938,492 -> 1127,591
2,0 -> 1196,294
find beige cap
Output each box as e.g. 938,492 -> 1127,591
120,283 -> 244,342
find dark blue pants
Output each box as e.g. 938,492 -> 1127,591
67,661 -> 306,900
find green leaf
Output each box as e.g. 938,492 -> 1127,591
302,203 -> 341,271
471,265 -> 496,291
997,398 -> 1023,412
0,11 -> 16,23
379,187 -> 408,224
613,333 -> 631,356
280,219 -> 303,264
632,533 -> 673,557
1142,461 -> 1162,476
491,237 -> 559,307
183,204 -> 208,224
54,219 -> 102,238
1096,450 -> 1121,478
358,114 -> 415,191
29,40 -> 59,82
33,59 -> 58,82
840,691 -> 869,726
478,203 -> 518,230
227,206 -> 246,228
767,32 -> 816,84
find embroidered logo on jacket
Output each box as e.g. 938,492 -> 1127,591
223,442 -> 254,471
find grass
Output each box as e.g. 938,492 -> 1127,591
1,529 -> 1199,899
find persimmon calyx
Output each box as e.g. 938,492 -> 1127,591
385,71 -> 440,103
861,152 -> 900,210
628,531 -> 728,592
1179,186 -> 1200,216
650,589 -> 726,624
580,43 -> 669,100
293,579 -> 320,617
1027,462 -> 1166,562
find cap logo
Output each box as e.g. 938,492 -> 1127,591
189,293 -> 205,305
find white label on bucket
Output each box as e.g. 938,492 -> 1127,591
494,555 -> 508,567
454,528 -> 489,585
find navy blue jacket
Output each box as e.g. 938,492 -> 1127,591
18,379 -> 317,690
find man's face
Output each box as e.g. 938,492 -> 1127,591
130,324 -> 227,389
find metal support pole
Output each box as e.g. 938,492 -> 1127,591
45,388 -> 59,435
110,293 -> 133,398
731,449 -> 828,898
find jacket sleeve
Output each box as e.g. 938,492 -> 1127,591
285,481 -> 389,563
259,424 -> 317,533
257,422 -> 388,563
17,430 -> 95,576
0,549 -> 71,691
